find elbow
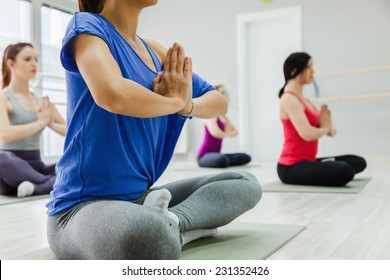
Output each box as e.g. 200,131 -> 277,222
219,95 -> 228,115
92,83 -> 124,114
94,96 -> 121,114
0,134 -> 13,145
211,132 -> 225,139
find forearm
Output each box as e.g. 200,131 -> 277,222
49,122 -> 67,136
95,78 -> 185,117
180,90 -> 227,119
211,129 -> 231,139
0,121 -> 46,144
302,126 -> 330,141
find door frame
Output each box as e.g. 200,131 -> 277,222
237,6 -> 303,157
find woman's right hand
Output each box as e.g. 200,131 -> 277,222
319,104 -> 332,132
153,43 -> 192,110
37,96 -> 54,126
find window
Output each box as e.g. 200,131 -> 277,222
0,0 -> 32,57
0,0 -> 74,159
40,5 -> 72,158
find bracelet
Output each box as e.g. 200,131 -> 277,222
177,100 -> 194,120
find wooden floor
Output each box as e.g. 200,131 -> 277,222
1,156 -> 389,260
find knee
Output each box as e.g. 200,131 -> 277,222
335,165 -> 355,186
355,156 -> 367,173
236,171 -> 262,207
117,215 -> 181,260
215,156 -> 230,168
197,154 -> 230,168
242,154 -> 251,164
0,151 -> 15,162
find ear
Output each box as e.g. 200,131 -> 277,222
6,59 -> 15,70
290,68 -> 297,76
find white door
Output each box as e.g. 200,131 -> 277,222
237,6 -> 302,161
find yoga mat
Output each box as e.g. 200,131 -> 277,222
0,194 -> 50,206
181,222 -> 305,260
262,177 -> 372,194
173,163 -> 261,172
13,222 -> 305,260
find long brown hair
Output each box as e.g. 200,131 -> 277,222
79,0 -> 105,13
1,42 -> 34,89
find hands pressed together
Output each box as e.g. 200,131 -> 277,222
319,104 -> 336,137
152,43 -> 193,115
37,96 -> 55,128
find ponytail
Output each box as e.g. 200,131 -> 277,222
278,81 -> 287,98
2,47 -> 11,89
2,42 -> 33,89
79,0 -> 105,13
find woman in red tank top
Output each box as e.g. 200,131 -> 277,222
277,52 -> 366,186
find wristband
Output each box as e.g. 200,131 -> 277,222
177,100 -> 194,120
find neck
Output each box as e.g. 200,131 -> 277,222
286,80 -> 304,97
8,78 -> 30,95
100,2 -> 140,43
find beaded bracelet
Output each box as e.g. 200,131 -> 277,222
177,100 -> 194,120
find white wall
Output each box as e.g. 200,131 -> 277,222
139,0 -> 390,158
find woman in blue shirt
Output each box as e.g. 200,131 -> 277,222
46,0 -> 262,259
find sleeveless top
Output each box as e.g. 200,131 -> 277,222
0,88 -> 42,150
197,117 -> 224,157
278,91 -> 319,166
46,12 -> 215,215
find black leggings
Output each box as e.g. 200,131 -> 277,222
197,152 -> 251,168
277,155 -> 367,186
0,150 -> 56,196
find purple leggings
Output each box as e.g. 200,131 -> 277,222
0,150 -> 56,196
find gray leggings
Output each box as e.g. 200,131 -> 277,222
47,171 -> 262,260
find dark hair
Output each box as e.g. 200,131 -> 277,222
79,0 -> 105,13
278,52 -> 312,98
214,84 -> 224,91
2,42 -> 34,89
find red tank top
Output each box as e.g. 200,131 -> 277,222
278,91 -> 320,166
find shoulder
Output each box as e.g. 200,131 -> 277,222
0,91 -> 10,109
0,91 -> 6,100
281,93 -> 301,106
72,12 -> 105,28
64,12 -> 110,42
143,38 -> 167,63
61,13 -> 112,72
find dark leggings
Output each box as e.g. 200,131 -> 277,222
277,155 -> 367,186
0,150 -> 56,196
197,152 -> 251,168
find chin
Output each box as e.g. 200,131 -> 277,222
146,0 -> 158,7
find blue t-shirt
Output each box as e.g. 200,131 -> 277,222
46,12 -> 214,216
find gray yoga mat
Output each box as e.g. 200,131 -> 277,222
262,177 -> 372,194
13,222 -> 305,260
181,222 -> 305,260
0,194 -> 50,206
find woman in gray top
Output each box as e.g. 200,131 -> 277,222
0,42 -> 66,197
